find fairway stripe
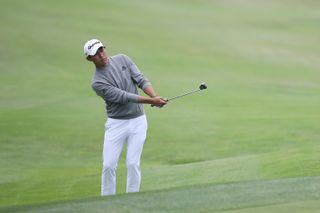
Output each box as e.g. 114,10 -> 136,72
2,176 -> 320,213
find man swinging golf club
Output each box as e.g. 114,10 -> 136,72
84,39 -> 167,196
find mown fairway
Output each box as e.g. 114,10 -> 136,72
1,0 -> 320,212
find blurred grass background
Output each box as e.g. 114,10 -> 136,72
1,0 -> 320,211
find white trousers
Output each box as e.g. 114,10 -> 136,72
101,115 -> 147,196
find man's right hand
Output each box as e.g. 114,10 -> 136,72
151,96 -> 167,107
138,95 -> 167,107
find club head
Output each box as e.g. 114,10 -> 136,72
199,83 -> 207,90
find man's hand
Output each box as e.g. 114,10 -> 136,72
138,96 -> 167,107
151,96 -> 167,107
139,85 -> 167,107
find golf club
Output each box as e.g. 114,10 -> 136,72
152,83 -> 207,107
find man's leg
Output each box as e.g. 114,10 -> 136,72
101,119 -> 128,196
126,115 -> 148,193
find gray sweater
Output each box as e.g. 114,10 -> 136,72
91,54 -> 151,119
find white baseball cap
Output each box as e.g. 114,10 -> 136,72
83,39 -> 105,58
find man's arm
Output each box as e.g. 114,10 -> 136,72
92,82 -> 166,107
141,85 -> 167,107
138,95 -> 167,107
143,85 -> 157,98
92,82 -> 138,104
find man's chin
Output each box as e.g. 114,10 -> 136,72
101,60 -> 108,66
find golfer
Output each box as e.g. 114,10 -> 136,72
84,39 -> 167,196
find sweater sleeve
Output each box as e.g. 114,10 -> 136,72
123,55 -> 151,90
92,81 -> 139,103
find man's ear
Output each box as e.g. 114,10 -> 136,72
86,56 -> 92,61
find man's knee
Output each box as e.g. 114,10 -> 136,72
126,162 -> 140,173
102,162 -> 117,174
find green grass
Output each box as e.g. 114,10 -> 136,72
2,177 -> 320,213
1,0 -> 320,212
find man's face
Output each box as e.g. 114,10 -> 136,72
88,47 -> 108,68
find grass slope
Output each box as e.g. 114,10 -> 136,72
1,0 -> 320,211
2,176 -> 320,213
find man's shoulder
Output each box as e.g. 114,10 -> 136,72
110,54 -> 130,62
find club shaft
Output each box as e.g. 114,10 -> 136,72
167,89 -> 201,101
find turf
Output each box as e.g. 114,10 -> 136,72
1,0 -> 320,212
2,177 -> 320,213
